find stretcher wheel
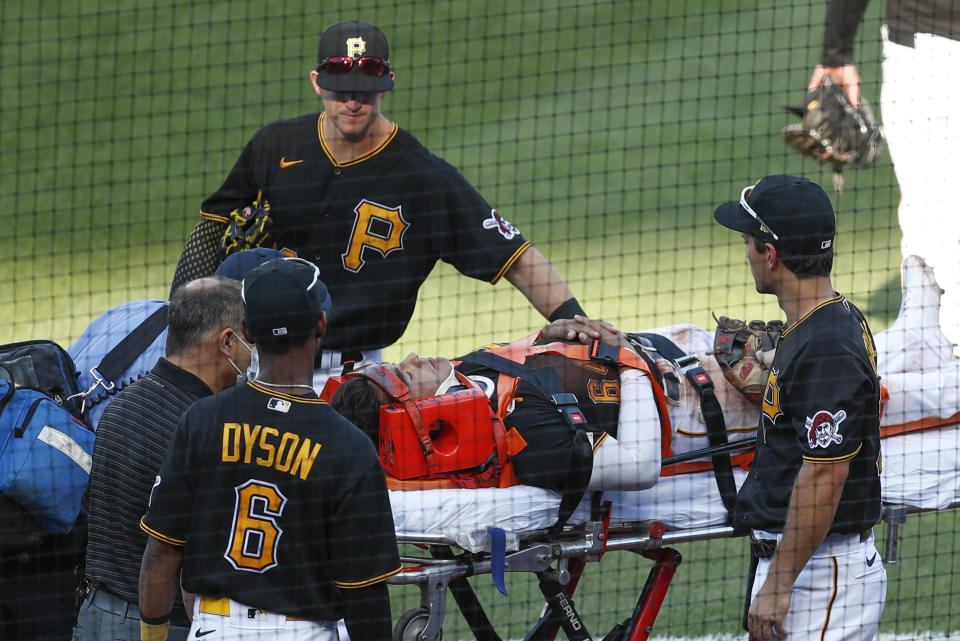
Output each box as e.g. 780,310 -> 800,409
393,607 -> 441,641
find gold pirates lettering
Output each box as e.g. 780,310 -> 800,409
221,423 -> 322,480
761,368 -> 783,431
341,199 -> 409,272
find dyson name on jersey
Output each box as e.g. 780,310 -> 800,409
221,423 -> 322,480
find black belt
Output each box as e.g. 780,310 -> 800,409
88,586 -> 190,628
749,536 -> 778,560
750,530 -> 872,560
633,331 -> 739,517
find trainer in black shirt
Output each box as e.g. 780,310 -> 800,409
75,277 -> 250,641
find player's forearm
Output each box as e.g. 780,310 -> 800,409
820,0 -> 870,66
764,461 -> 849,595
341,582 -> 392,641
139,537 -> 184,621
590,368 -> 661,490
504,246 -> 581,320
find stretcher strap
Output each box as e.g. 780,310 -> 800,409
343,364 -> 437,473
698,387 -> 738,513
478,337 -> 675,462
489,527 -> 508,596
634,333 -> 738,515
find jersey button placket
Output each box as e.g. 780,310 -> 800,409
333,167 -> 342,176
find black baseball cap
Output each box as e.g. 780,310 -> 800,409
713,175 -> 836,255
315,20 -> 394,93
242,258 -> 331,342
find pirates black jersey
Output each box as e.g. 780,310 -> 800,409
200,113 -> 531,351
735,296 -> 882,535
141,381 -> 401,621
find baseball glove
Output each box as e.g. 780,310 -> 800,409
782,79 -> 885,191
711,314 -> 784,405
218,194 -> 274,260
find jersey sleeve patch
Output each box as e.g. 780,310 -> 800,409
482,209 -> 520,240
805,409 -> 846,449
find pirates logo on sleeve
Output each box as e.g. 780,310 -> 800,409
805,409 -> 847,449
482,209 -> 519,240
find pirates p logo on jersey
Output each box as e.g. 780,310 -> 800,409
805,409 -> 846,449
482,209 -> 519,240
342,199 -> 409,272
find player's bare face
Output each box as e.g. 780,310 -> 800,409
744,233 -> 773,294
396,353 -> 454,400
322,90 -> 382,142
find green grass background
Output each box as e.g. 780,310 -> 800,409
3,0 -> 954,636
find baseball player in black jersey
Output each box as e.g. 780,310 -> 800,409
714,175 -> 886,641
139,257 -> 400,641
809,0 -> 960,354
170,20 -> 584,376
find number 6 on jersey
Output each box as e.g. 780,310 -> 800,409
225,479 -> 288,572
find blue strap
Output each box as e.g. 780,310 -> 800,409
489,526 -> 508,595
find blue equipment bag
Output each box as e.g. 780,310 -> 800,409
0,340 -> 84,419
0,380 -> 95,535
68,299 -> 169,429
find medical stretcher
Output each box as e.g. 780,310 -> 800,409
384,398 -> 960,641
349,314 -> 960,640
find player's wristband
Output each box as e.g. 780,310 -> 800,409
548,297 -> 586,321
140,619 -> 170,641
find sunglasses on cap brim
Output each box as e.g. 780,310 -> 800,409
740,184 -> 779,241
316,56 -> 390,77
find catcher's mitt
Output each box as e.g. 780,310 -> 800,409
218,194 -> 274,260
782,79 -> 885,191
711,314 -> 784,405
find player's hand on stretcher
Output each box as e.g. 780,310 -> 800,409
542,315 -> 674,374
541,314 -> 624,345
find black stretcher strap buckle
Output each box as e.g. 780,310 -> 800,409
588,340 -> 620,364
675,354 -> 713,391
551,392 -> 587,431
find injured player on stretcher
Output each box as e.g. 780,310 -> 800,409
327,255 -> 958,496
